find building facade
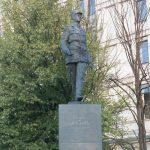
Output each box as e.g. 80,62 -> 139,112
86,0 -> 150,149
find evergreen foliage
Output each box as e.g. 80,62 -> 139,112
0,0 -> 72,149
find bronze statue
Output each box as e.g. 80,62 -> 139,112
61,10 -> 91,101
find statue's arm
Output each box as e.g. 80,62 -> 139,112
61,27 -> 72,56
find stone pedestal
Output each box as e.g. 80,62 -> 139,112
59,104 -> 102,150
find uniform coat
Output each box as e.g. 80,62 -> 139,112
61,24 -> 90,64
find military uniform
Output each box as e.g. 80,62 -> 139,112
61,24 -> 90,64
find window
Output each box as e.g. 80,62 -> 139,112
89,0 -> 95,16
141,84 -> 150,119
80,0 -> 84,12
137,0 -> 148,21
141,84 -> 150,94
140,40 -> 149,64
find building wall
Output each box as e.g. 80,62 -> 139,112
95,0 -> 150,148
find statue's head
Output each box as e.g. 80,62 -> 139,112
71,10 -> 83,22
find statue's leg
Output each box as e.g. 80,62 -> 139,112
75,62 -> 87,100
67,63 -> 77,100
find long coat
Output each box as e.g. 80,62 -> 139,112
61,24 -> 90,65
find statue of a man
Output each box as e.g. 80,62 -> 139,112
61,10 -> 91,101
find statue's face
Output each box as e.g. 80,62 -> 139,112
72,13 -> 82,22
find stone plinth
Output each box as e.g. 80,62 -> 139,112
59,104 -> 102,150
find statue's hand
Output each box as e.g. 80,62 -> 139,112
66,49 -> 73,56
67,52 -> 73,56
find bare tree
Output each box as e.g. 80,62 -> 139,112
108,0 -> 150,149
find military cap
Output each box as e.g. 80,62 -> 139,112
71,9 -> 83,17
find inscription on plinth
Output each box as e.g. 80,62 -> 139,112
59,104 -> 102,150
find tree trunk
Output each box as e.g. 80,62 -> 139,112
137,96 -> 147,150
135,34 -> 147,150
